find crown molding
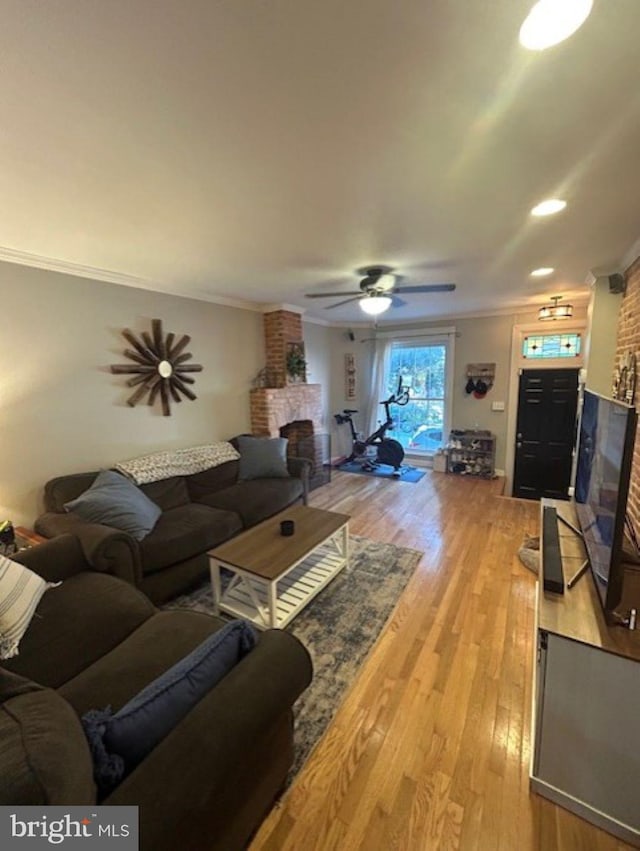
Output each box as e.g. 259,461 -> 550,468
261,302 -> 306,315
0,245 -> 156,289
0,245 -> 267,313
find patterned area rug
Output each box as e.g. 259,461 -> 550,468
165,535 -> 422,781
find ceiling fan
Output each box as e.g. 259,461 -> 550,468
305,266 -> 456,316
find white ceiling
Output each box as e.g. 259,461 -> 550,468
1,0 -> 639,324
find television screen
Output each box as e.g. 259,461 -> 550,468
574,389 -> 637,615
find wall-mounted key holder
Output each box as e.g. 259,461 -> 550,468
465,363 -> 495,398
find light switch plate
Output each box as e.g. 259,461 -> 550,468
491,401 -> 505,411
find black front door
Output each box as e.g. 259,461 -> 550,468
513,368 -> 579,500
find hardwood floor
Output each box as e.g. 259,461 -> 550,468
249,470 -> 633,851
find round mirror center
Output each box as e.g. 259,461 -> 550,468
158,360 -> 173,378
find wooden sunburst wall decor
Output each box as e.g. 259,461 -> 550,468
110,319 -> 203,416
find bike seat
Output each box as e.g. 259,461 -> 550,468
343,409 -> 358,414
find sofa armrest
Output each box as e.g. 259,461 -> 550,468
12,534 -> 90,582
105,629 -> 312,843
287,456 -> 311,505
35,512 -> 142,587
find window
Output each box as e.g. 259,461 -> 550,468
384,338 -> 452,454
522,332 -> 581,359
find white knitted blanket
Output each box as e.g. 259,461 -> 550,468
114,442 -> 240,485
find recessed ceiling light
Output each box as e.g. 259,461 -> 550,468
519,0 -> 593,51
531,199 -> 567,217
531,267 -> 555,277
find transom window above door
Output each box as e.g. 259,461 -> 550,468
522,332 -> 581,359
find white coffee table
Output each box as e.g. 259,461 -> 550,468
207,504 -> 350,629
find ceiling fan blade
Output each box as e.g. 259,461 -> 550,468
324,296 -> 363,310
305,290 -> 362,299
390,295 -> 407,308
394,283 -> 456,294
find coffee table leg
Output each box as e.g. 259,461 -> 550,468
210,560 -> 222,616
268,581 -> 278,629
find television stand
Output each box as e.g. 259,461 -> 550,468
531,499 -> 640,846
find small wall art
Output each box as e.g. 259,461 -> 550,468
345,353 -> 357,400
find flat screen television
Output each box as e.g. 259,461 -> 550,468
574,389 -> 637,617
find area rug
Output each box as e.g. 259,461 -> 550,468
164,535 -> 423,781
337,460 -> 426,483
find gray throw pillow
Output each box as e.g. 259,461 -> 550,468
237,436 -> 290,480
64,470 -> 161,541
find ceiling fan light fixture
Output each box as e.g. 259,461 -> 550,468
519,0 -> 593,51
538,295 -> 573,321
374,273 -> 396,292
360,295 -> 392,316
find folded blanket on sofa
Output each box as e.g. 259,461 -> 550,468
114,443 -> 240,485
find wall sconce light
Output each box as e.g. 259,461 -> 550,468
538,295 -> 573,321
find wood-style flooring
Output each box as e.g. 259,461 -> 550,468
249,469 -> 633,851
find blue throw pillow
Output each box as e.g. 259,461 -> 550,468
81,620 -> 257,792
237,436 -> 290,480
64,470 -> 161,541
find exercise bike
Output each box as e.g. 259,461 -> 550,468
335,378 -> 410,475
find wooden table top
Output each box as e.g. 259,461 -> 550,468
208,504 -> 350,580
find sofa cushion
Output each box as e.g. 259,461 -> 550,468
0,554 -> 56,660
64,470 -> 161,541
237,436 -> 290,480
59,610 -> 227,716
197,478 -> 304,528
82,620 -> 257,792
185,459 -> 240,502
2,573 -> 156,689
138,504 -> 242,576
140,477 -> 190,511
0,669 -> 95,804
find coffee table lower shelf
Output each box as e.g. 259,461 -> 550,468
210,532 -> 348,629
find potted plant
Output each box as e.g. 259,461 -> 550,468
286,343 -> 307,383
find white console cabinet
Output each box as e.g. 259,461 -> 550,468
532,500 -> 640,846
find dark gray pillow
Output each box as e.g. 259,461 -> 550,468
237,436 -> 290,480
64,470 -> 161,541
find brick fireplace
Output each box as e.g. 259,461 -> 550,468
250,309 -> 323,438
249,309 -> 328,488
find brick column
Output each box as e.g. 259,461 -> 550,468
615,256 -> 640,533
264,310 -> 304,388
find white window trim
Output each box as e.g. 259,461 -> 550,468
381,329 -> 456,457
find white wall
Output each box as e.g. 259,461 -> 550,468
584,276 -> 622,395
301,319 -> 333,432
0,262 -> 265,525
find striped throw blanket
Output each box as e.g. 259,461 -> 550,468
114,442 -> 240,485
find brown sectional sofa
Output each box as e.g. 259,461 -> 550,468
35,441 -> 311,603
1,535 -> 312,851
